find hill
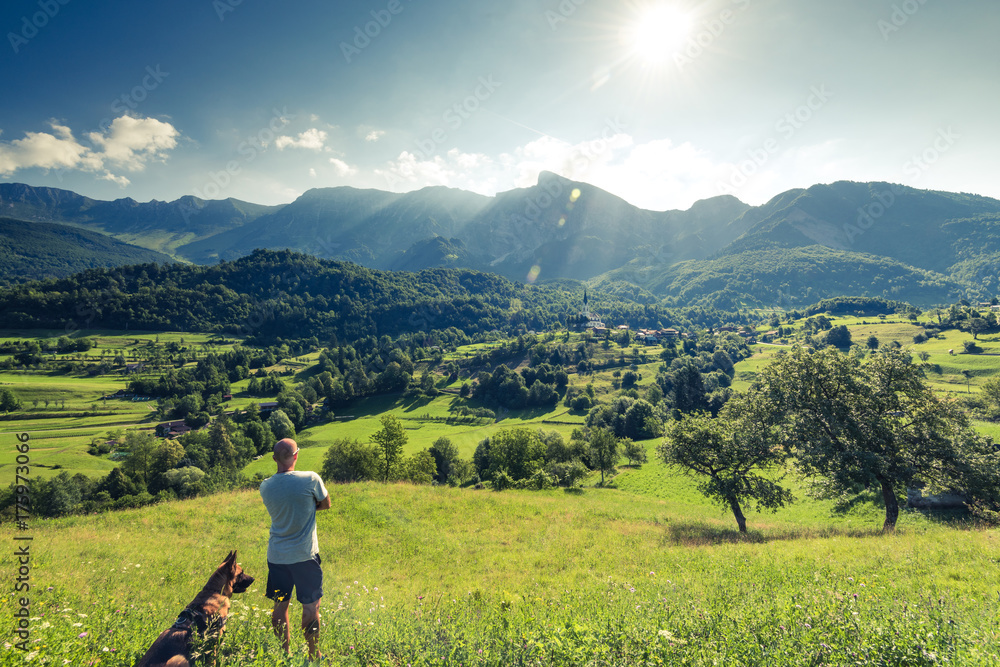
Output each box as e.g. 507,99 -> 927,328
175,172 -> 754,280
0,216 -> 173,285
0,182 -> 280,257
594,181 -> 1000,307
0,249 -> 736,341
5,179 -> 1000,306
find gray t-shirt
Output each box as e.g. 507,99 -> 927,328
260,471 -> 328,564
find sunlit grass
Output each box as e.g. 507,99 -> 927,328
3,483 -> 998,665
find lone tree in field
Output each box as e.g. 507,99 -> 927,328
589,427 -> 620,486
372,414 -> 407,482
622,438 -> 648,466
0,388 -> 20,413
658,392 -> 793,533
758,346 -> 997,533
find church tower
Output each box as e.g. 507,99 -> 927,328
581,289 -> 590,320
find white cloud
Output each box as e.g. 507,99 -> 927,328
309,167 -> 317,178
99,171 -> 132,187
0,116 -> 180,182
365,130 -> 385,142
86,116 -> 179,171
329,158 -> 358,177
376,149 -> 504,193
275,128 -> 328,151
372,132 -> 825,210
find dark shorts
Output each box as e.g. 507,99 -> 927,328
265,554 -> 323,605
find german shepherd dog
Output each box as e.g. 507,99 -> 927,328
134,550 -> 254,667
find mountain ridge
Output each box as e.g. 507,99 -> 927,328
3,177 -> 999,306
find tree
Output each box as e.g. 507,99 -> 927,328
321,438 -> 379,482
428,436 -> 459,484
866,335 -> 880,350
759,346 -> 997,532
119,430 -> 158,489
98,467 -> 139,500
267,409 -> 296,440
982,376 -> 1000,410
0,388 -> 20,413
589,427 -> 620,486
624,399 -> 661,439
658,393 -> 792,533
961,369 -> 973,394
208,415 -> 240,470
824,325 -> 852,348
372,414 -> 407,482
482,428 -> 545,482
161,466 -> 206,497
667,360 -> 707,414
402,450 -> 437,484
968,317 -> 988,340
622,438 -> 648,466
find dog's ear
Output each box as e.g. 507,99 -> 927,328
222,550 -> 236,569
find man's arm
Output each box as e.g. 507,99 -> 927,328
315,494 -> 331,511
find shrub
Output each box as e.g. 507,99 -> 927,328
521,469 -> 556,490
321,438 -> 379,483
491,469 -> 515,492
545,460 -> 589,487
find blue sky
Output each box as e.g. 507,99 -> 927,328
0,0 -> 997,210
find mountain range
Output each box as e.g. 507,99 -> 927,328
2,176 -> 998,307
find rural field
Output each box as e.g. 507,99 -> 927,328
2,470 -> 999,665
2,318 -> 999,665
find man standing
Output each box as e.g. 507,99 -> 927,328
260,438 -> 330,662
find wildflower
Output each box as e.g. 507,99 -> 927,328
78,632 -> 88,638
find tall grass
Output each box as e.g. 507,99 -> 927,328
3,483 -> 998,665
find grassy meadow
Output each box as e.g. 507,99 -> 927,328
2,319 -> 1000,664
3,478 -> 998,665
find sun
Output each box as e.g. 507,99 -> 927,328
627,5 -> 693,64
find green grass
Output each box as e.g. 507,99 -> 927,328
4,327 -> 1000,664
3,483 -> 998,665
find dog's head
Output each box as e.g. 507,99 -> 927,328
218,550 -> 255,597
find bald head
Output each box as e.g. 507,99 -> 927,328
273,438 -> 298,468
